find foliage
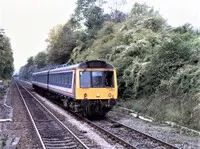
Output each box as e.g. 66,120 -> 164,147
137,34 -> 193,96
84,6 -> 105,38
19,57 -> 36,80
34,52 -> 47,69
47,23 -> 76,64
0,30 -> 14,79
45,25 -> 63,46
168,65 -> 200,95
18,1 -> 200,130
107,10 -> 127,23
74,0 -> 97,22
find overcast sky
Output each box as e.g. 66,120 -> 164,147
0,0 -> 200,73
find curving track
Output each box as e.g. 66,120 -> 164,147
15,81 -> 90,149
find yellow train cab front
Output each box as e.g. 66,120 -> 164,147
75,68 -> 118,100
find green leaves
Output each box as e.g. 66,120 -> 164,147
19,57 -> 36,80
130,2 -> 154,17
151,35 -> 192,79
0,33 -> 14,79
34,52 -> 47,69
47,23 -> 76,64
138,34 -> 193,96
168,65 -> 200,95
18,1 -> 200,102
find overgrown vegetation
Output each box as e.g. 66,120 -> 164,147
0,29 -> 14,80
0,134 -> 8,148
19,1 -> 200,130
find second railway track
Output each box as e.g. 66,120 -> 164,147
91,118 -> 179,149
15,81 -> 91,149
68,110 -> 179,149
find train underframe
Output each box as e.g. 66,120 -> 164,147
62,98 -> 116,117
33,85 -> 116,117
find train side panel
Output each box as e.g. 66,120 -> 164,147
32,70 -> 49,90
48,69 -> 76,98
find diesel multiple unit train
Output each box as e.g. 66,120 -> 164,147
31,60 -> 118,117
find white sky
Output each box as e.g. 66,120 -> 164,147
0,0 -> 200,73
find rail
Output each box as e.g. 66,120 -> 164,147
15,81 -> 89,149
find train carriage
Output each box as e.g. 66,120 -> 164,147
48,68 -> 75,98
31,60 -> 118,117
32,70 -> 49,90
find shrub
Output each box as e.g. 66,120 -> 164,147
98,21 -> 114,37
168,65 -> 200,95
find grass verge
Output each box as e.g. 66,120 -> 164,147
119,93 -> 200,131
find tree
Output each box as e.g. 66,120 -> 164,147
74,0 -> 97,22
73,0 -> 106,38
19,57 -> 36,80
34,52 -> 47,69
45,25 -> 63,46
173,23 -> 194,34
139,34 -> 192,95
47,23 -> 76,64
104,0 -> 127,23
84,6 -> 105,38
130,2 -> 154,17
127,3 -> 166,32
108,10 -> 127,23
0,30 -> 14,79
26,57 -> 34,67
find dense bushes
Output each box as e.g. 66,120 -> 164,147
67,3 -> 200,103
69,3 -> 200,130
168,65 -> 200,95
139,35 -> 193,95
19,2 -> 200,130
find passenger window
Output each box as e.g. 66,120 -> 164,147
66,73 -> 69,86
68,73 -> 72,88
63,74 -> 65,85
60,74 -> 63,85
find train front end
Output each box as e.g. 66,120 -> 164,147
75,60 -> 118,116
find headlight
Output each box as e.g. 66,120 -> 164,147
84,93 -> 87,98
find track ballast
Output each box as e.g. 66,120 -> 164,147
15,81 -> 89,149
18,80 -> 180,149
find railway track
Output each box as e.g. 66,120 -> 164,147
19,80 -> 179,149
15,81 -> 91,149
68,111 -> 178,149
94,118 -> 179,149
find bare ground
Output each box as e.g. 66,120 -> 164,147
0,82 -> 41,148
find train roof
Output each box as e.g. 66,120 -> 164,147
33,60 -> 115,75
